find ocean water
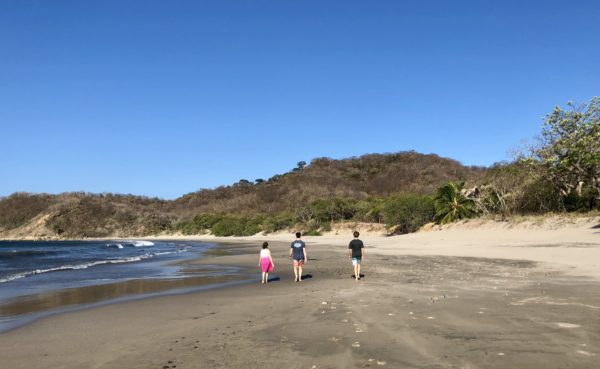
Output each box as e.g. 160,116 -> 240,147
0,240 -> 232,331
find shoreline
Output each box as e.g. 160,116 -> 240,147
0,241 -> 258,333
0,222 -> 599,368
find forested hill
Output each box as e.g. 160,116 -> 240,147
0,151 -> 485,238
175,152 -> 484,214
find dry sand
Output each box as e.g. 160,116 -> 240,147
1,218 -> 599,369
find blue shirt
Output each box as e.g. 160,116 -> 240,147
291,240 -> 305,260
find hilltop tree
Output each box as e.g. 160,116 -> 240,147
236,179 -> 253,186
293,161 -> 307,172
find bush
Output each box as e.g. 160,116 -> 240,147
176,213 -> 225,235
353,197 -> 385,223
382,193 -> 435,233
262,212 -> 296,233
563,186 -> 599,211
303,229 -> 322,236
209,215 -> 264,237
518,179 -> 562,213
298,197 -> 357,223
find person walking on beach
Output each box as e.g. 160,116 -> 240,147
348,231 -> 364,281
259,242 -> 275,284
289,232 -> 307,282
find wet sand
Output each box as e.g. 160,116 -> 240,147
0,245 -> 252,333
1,232 -> 599,369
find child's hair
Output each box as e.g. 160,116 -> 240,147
353,231 -> 360,238
295,232 -> 302,238
262,241 -> 269,249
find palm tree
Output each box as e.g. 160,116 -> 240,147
434,182 -> 476,224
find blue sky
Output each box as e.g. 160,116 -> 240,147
1,0 -> 598,199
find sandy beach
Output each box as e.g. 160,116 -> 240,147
1,218 -> 599,369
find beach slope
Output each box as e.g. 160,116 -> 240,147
1,219 -> 599,369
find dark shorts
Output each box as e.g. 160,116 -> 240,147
293,259 -> 305,266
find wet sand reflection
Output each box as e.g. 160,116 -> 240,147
0,274 -> 240,318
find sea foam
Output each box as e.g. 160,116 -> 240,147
0,251 -> 180,283
132,241 -> 154,247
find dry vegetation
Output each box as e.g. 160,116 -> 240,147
0,152 -> 484,238
175,152 -> 484,215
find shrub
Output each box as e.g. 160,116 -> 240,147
382,193 -> 435,233
210,215 -> 264,237
262,212 -> 296,233
518,179 -> 562,213
303,229 -> 322,236
176,213 -> 225,235
302,197 -> 358,223
353,197 -> 385,223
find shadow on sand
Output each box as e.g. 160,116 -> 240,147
299,274 -> 313,281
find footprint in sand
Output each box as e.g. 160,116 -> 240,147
329,337 -> 341,343
341,319 -> 349,323
576,350 -> 596,356
556,322 -> 580,328
355,328 -> 364,333
352,341 -> 361,348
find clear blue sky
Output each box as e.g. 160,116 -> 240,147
1,1 -> 598,199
